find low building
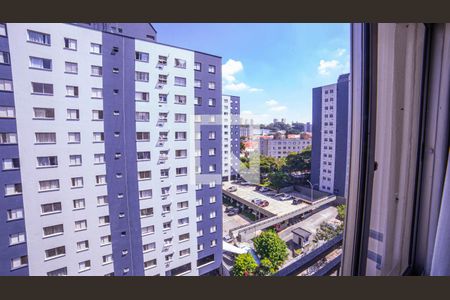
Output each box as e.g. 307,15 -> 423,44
292,227 -> 312,247
259,136 -> 311,158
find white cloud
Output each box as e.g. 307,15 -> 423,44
240,110 -> 271,124
222,59 -> 263,93
318,59 -> 341,76
336,48 -> 346,57
265,99 -> 287,112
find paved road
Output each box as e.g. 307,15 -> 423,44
222,205 -> 252,236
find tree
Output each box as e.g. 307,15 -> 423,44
268,171 -> 290,192
232,253 -> 257,276
285,145 -> 312,173
253,230 -> 288,271
255,258 -> 275,276
337,204 -> 346,221
240,140 -> 246,153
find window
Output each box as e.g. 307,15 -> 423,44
93,132 -> 104,142
143,243 -> 156,253
194,62 -> 201,71
176,167 -> 188,176
27,30 -> 50,45
163,221 -> 171,231
97,195 -> 108,206
64,38 -> 77,50
208,148 -> 216,156
208,65 -> 216,73
37,156 -> 58,168
32,107 -> 54,120
73,198 -> 85,210
2,158 -> 20,170
158,74 -> 168,85
135,71 -> 149,82
0,133 -> 17,144
175,131 -> 187,140
197,229 -> 203,237
75,220 -> 87,231
175,149 -> 187,158
11,256 -> 28,270
160,169 -> 169,178
209,181 -> 216,188
7,208 -> 23,221
45,246 -> 66,259
174,76 -> 186,87
68,132 -> 81,144
71,177 -> 83,188
176,184 -> 188,194
29,57 -> 52,71
141,225 -> 155,236
158,55 -> 167,65
0,79 -> 12,92
91,65 -> 102,76
91,88 -> 103,99
68,155 -> 82,166
0,107 -> 14,119
136,111 -> 150,122
162,204 -> 171,213
210,211 -> 217,219
41,202 -> 61,215
137,151 -> 150,161
140,208 -> 153,218
139,189 -> 152,199
180,248 -> 190,257
31,82 -> 53,95
90,43 -> 102,54
39,179 -> 59,192
210,196 -> 216,203
135,91 -> 149,102
161,186 -> 170,196
175,58 -> 186,68
209,164 -> 216,172
78,260 -> 91,272
43,224 -> 64,237
94,153 -> 105,164
194,97 -> 202,106
144,259 -> 157,269
102,254 -> 113,265
66,85 -> 79,97
67,109 -> 80,120
178,217 -> 189,227
92,110 -> 103,121
211,239 -> 217,247
135,51 -> 149,62
9,232 -> 26,246
0,24 -> 6,37
158,93 -> 168,103
136,132 -> 150,141
65,62 -> 78,74
198,244 -> 204,251
138,171 -> 151,180
194,80 -> 201,88
96,175 -> 107,185
177,201 -> 189,210
208,82 -> 216,90
208,131 -> 216,140
99,215 -> 110,226
159,132 -> 168,141
174,95 -> 187,104
100,235 -> 111,246
208,98 -> 216,106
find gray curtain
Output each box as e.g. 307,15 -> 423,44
431,150 -> 450,275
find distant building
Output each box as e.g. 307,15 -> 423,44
281,118 -> 286,124
259,136 -> 311,158
240,124 -> 250,139
306,122 -> 312,132
311,73 -> 350,197
292,122 -> 306,132
273,118 -> 278,123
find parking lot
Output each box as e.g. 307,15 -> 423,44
222,205 -> 252,236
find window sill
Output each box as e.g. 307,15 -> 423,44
102,261 -> 113,266
74,228 -> 87,232
44,254 -> 65,262
63,47 -> 77,51
10,264 -> 28,271
178,224 -> 189,228
65,95 -> 79,98
29,67 -> 52,72
73,207 -> 85,211
142,232 -> 155,237
32,118 -> 54,121
78,268 -> 91,273
38,189 -> 59,193
66,119 -> 80,121
71,186 -> 83,190
99,223 -> 110,227
64,72 -> 78,75
2,168 -> 20,171
91,97 -> 103,100
76,248 -> 89,253
36,165 -> 58,169
9,241 -> 26,247
41,211 -> 61,217
34,142 -> 56,145
69,164 -> 82,167
100,242 -> 112,247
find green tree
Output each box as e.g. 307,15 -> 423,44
255,258 -> 275,276
285,145 -> 312,173
232,253 -> 258,276
253,230 -> 288,271
268,171 -> 290,192
337,204 -> 346,221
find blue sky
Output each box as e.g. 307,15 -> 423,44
153,23 -> 350,124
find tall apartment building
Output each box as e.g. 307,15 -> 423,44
221,95 -> 240,182
0,23 -> 222,276
259,136 -> 311,158
311,73 -> 350,197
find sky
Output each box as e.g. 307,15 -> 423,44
153,23 -> 350,125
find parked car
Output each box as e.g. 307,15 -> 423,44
251,198 -> 262,205
292,199 -> 301,205
266,191 -> 277,196
224,206 -> 234,213
227,210 -> 238,216
259,187 -> 270,193
279,194 -> 293,201
260,200 -> 269,207
227,186 -> 237,192
274,193 -> 285,198
223,235 -> 233,243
